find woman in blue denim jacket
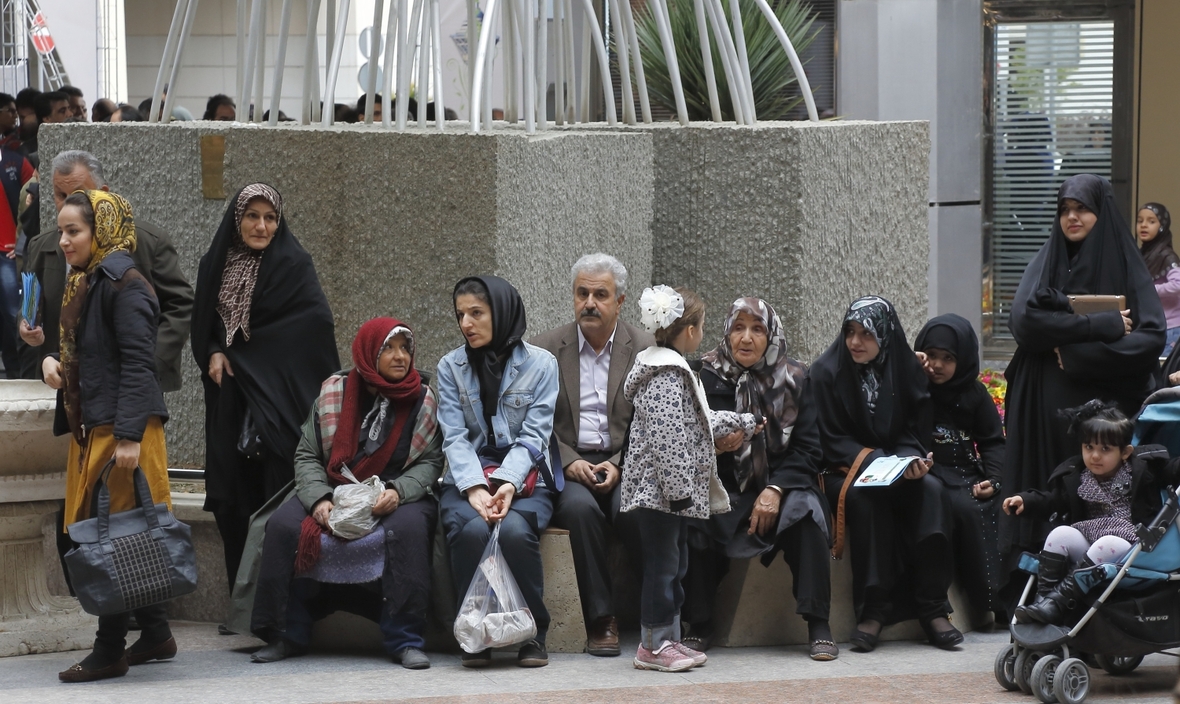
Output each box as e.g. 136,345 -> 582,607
436,275 -> 559,668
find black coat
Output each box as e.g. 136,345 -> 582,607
1016,445 -> 1180,529
54,251 -> 168,441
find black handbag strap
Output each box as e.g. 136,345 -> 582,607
94,459 -> 164,543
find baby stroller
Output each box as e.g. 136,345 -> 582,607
994,390 -> 1180,704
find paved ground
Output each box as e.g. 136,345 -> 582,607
2,623 -> 1176,704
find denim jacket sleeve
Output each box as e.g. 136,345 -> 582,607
435,352 -> 487,493
489,347 -> 559,490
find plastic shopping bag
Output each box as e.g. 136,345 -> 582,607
453,522 -> 537,652
327,467 -> 385,540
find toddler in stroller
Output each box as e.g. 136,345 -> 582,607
1002,400 -> 1180,625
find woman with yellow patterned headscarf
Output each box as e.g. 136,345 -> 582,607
44,190 -> 177,684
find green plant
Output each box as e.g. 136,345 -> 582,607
632,0 -> 822,121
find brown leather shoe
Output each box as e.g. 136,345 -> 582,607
586,616 -> 620,657
58,655 -> 129,683
127,636 -> 177,666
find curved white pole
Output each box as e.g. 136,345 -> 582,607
381,0 -> 398,128
693,0 -> 721,122
606,0 -> 634,124
502,0 -> 516,124
578,6 -> 589,122
577,0 -> 616,124
151,0 -> 187,123
236,0 -> 248,114
523,0 -> 536,133
649,0 -> 686,125
418,3 -> 430,127
469,0 -> 499,132
320,0 -> 351,126
252,0 -> 267,122
727,0 -> 756,122
751,0 -> 818,121
562,0 -> 576,123
162,0 -> 200,124
704,0 -> 745,124
552,0 -> 564,124
616,0 -> 649,123
300,0 -> 323,124
535,0 -> 547,129
362,0 -> 384,124
395,0 -> 414,130
268,0 -> 295,126
431,0 -> 445,129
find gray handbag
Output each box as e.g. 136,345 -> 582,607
64,461 -> 198,616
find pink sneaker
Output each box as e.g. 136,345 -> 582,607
674,642 -> 707,667
634,642 -> 695,672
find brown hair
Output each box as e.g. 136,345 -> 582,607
62,191 -> 95,231
655,286 -> 704,347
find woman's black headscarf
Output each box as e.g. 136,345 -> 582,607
192,185 -> 340,469
809,296 -> 929,464
453,275 -> 527,425
1139,202 -> 1177,280
915,313 -> 984,429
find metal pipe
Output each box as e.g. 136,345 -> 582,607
553,0 -> 564,125
751,0 -> 817,121
502,0 -> 516,124
578,3 -> 589,122
466,0 -> 476,121
321,0 -> 352,126
395,0 -> 414,130
728,0 -> 756,122
268,0 -> 296,126
430,0 -> 445,129
469,0 -> 499,132
704,0 -> 745,124
236,0 -> 248,113
310,6 -> 323,123
649,0 -> 686,125
606,0 -> 633,124
562,0 -> 576,123
150,0 -> 188,123
300,0 -> 323,124
418,1 -> 430,127
363,0 -> 385,124
615,0 -> 649,123
381,0 -> 399,128
252,0 -> 267,122
523,0 -> 535,133
535,0 -> 548,129
692,0 -> 720,122
161,0 -> 201,124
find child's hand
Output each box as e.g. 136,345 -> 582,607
1003,495 -> 1024,515
1120,309 -> 1132,336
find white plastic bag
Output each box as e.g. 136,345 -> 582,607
453,522 -> 537,652
327,467 -> 384,540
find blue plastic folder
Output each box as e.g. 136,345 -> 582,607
20,272 -> 40,326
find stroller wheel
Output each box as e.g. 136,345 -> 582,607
1053,658 -> 1091,704
1015,649 -> 1042,694
1094,653 -> 1143,676
1030,654 -> 1062,703
994,644 -> 1020,691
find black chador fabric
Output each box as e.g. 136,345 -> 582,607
810,297 -> 949,625
1001,174 -> 1165,561
453,275 -> 526,426
192,185 -> 340,516
915,314 -> 1004,613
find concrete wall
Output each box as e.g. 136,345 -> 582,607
648,121 -> 931,361
1134,0 -> 1180,209
38,122 -> 654,467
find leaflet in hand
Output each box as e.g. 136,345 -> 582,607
855,455 -> 921,487
20,272 -> 40,326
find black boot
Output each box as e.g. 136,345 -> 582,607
1015,558 -> 1092,626
1014,551 -> 1069,624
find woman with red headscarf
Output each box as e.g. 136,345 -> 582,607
248,318 -> 443,669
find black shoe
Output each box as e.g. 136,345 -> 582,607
251,638 -> 308,663
126,636 -> 177,666
58,654 -> 129,683
1014,551 -> 1070,624
517,640 -> 548,667
1015,559 -> 1090,626
461,649 -> 492,668
217,623 -> 237,636
919,617 -> 964,650
849,619 -> 881,652
392,647 -> 431,670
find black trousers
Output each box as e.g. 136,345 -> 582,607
945,485 -> 1001,614
682,517 -> 831,632
550,473 -> 637,624
94,604 -> 171,658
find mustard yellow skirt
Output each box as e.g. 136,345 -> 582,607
64,417 -> 171,526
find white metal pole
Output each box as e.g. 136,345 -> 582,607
728,0 -> 756,122
236,0 -> 248,113
301,0 -> 323,124
535,0 -> 547,129
616,0 -> 649,123
469,0 -> 499,132
523,0 -> 535,133
321,0 -> 352,126
562,0 -> 576,123
705,0 -> 745,124
694,0 -> 721,121
466,0 -> 476,121
161,0 -> 201,124
751,0 -> 818,121
578,5 -> 589,122
363,0 -> 384,123
310,7 -> 323,123
150,0 -> 188,123
431,0 -> 445,128
649,0 -> 686,125
606,0 -> 633,124
268,0 -> 296,125
395,0 -> 413,129
553,0 -> 564,125
252,0 -> 267,122
381,0 -> 398,127
418,3 -> 430,126
502,0 -> 516,124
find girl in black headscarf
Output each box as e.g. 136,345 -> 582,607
435,276 -> 559,668
810,296 -> 960,652
1137,203 -> 1180,355
1001,174 -> 1165,591
915,314 -> 1004,624
192,184 -> 340,596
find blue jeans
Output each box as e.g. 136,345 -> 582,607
1165,327 -> 1180,358
632,507 -> 688,648
284,578 -> 426,653
0,256 -> 18,377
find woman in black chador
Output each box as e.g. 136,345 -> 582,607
191,184 -> 340,596
1000,174 -> 1165,588
810,296 -> 959,652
